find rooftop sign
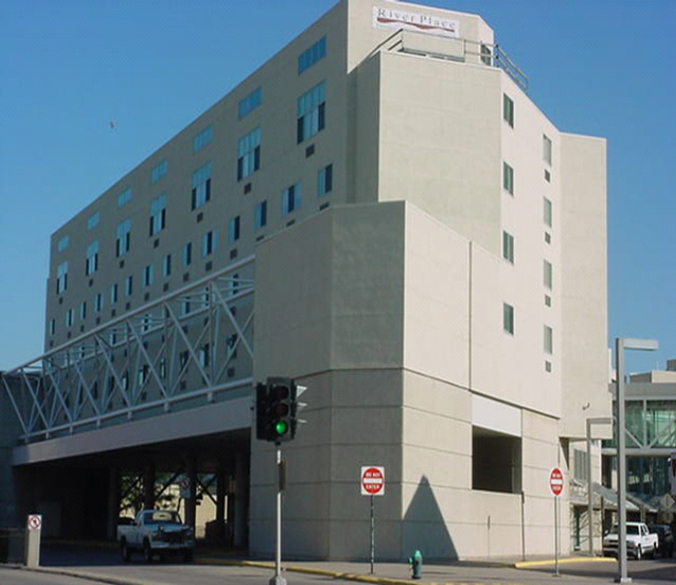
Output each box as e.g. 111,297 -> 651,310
373,6 -> 461,39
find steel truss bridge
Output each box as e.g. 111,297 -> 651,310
2,255 -> 255,444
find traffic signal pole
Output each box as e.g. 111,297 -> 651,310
271,444 -> 286,585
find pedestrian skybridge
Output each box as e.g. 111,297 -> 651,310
2,255 -> 255,447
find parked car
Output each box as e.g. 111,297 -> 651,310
648,524 -> 674,557
117,509 -> 194,562
602,522 -> 658,560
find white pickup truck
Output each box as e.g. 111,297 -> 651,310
602,522 -> 658,560
117,510 -> 195,562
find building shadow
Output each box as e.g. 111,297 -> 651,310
402,475 -> 457,560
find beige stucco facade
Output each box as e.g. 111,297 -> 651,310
39,0 -> 610,560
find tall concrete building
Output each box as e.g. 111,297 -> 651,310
2,0 -> 610,560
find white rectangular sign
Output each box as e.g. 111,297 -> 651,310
373,7 -> 461,39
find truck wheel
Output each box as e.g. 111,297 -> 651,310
120,538 -> 131,562
143,539 -> 153,563
635,545 -> 642,560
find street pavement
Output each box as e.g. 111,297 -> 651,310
4,543 -> 676,585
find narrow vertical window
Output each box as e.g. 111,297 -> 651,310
544,197 -> 553,228
297,81 -> 326,143
94,292 -> 104,313
503,94 -> 514,127
66,308 -> 74,327
228,216 -> 241,244
502,231 -> 514,264
543,134 -> 553,166
142,264 -> 154,287
85,241 -> 99,275
116,219 -> 131,257
282,183 -> 302,215
503,303 -> 514,334
125,275 -> 133,297
80,301 -> 87,320
182,242 -> 193,267
317,163 -> 333,197
503,162 -> 514,195
56,261 -> 68,293
237,128 -> 261,181
162,254 -> 172,278
202,230 -> 216,257
110,283 -> 118,305
254,200 -> 268,229
149,194 -> 166,236
544,260 -> 553,290
191,162 -> 212,209
544,325 -> 553,354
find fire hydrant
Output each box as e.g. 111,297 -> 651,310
408,549 -> 423,580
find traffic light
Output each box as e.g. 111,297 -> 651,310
267,377 -> 296,443
255,377 -> 298,443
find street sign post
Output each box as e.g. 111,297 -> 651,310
549,467 -> 564,576
361,466 -> 384,574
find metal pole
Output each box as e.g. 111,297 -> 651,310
616,339 -> 631,584
370,495 -> 375,575
587,419 -> 593,556
270,446 -> 286,585
554,497 -> 559,577
521,491 -> 526,562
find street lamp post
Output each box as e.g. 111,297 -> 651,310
615,337 -> 658,584
587,417 -> 612,556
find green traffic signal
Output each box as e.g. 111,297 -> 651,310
275,420 -> 289,435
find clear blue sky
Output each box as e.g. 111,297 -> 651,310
1,0 -> 674,375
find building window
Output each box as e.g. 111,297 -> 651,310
149,193 -> 166,236
162,254 -> 172,278
228,216 -> 240,244
193,125 -> 213,153
110,283 -> 118,305
480,43 -> 492,66
297,81 -> 325,143
237,127 -> 261,181
282,183 -> 302,215
544,325 -> 553,354
502,231 -> 514,264
544,260 -> 553,290
254,200 -> 267,229
182,242 -> 192,267
199,344 -> 211,368
503,303 -> 514,334
116,219 -> 131,257
503,162 -> 514,195
202,230 -> 216,257
317,163 -> 333,197
544,197 -> 553,228
66,308 -> 74,328
57,235 -> 69,252
503,94 -> 514,128
228,273 -> 239,297
298,36 -> 326,74
56,261 -> 68,294
49,319 -> 56,336
94,292 -> 104,313
142,264 -> 154,287
80,301 -> 87,321
125,275 -> 133,297
87,211 -> 100,231
543,134 -> 553,166
238,87 -> 262,119
117,187 -> 132,208
85,241 -> 99,275
151,159 -> 167,183
191,162 -> 212,210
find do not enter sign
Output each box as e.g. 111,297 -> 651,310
549,467 -> 564,496
361,466 -> 385,496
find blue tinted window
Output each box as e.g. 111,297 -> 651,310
298,36 -> 326,74
238,87 -> 262,119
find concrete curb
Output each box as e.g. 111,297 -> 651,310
513,556 -> 616,569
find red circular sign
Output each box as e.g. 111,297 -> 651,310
361,467 -> 385,495
549,467 -> 564,496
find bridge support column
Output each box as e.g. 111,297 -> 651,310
184,457 -> 197,530
107,468 -> 120,540
143,464 -> 155,510
233,450 -> 249,548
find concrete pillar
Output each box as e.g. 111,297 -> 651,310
233,450 -> 249,548
143,464 -> 155,510
107,469 -> 120,540
184,457 -> 197,530
216,462 -> 227,542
